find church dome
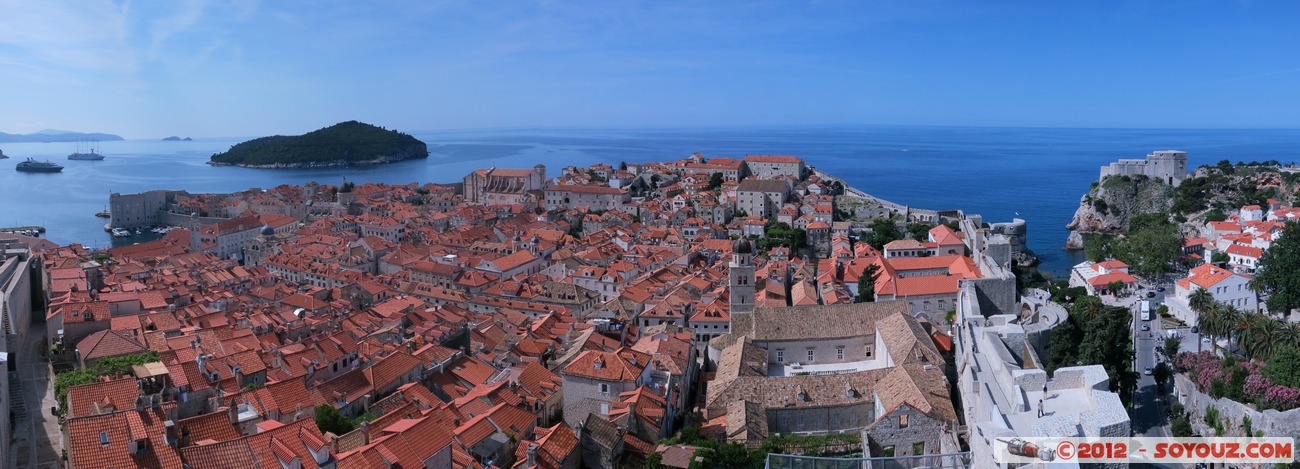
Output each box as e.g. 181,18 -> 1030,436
733,239 -> 752,254
260,225 -> 275,236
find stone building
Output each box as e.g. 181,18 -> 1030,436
735,179 -> 789,219
1099,149 -> 1188,186
806,221 -> 831,258
463,165 -> 548,205
728,239 -> 755,317
560,348 -> 651,427
193,214 -> 265,261
744,155 -> 806,180
108,189 -> 185,229
544,184 -> 630,211
954,311 -> 1130,469
704,301 -> 957,452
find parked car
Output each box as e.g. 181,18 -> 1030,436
1141,324 -> 1150,331
1157,286 -> 1166,292
1144,367 -> 1153,375
1147,291 -> 1156,298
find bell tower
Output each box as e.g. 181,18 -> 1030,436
729,239 -> 755,315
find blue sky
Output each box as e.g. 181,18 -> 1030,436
1,1 -> 1298,137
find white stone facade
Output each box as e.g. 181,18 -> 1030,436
1099,150 -> 1188,186
955,310 -> 1130,469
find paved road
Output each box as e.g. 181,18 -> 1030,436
10,319 -> 62,469
1101,286 -> 1174,438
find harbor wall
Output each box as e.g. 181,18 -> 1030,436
109,190 -> 185,229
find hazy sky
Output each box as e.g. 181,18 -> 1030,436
1,1 -> 1299,138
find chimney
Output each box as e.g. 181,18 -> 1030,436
164,420 -> 178,447
526,444 -> 538,467
625,401 -> 639,436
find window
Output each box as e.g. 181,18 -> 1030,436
882,446 -> 895,457
776,350 -> 784,363
599,383 -> 610,395
913,442 -> 925,455
100,431 -> 109,445
599,403 -> 609,414
865,345 -> 873,358
899,414 -> 909,428
837,347 -> 844,361
807,349 -> 815,362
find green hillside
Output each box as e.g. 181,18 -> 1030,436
209,121 -> 428,167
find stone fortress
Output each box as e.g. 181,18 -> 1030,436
1099,150 -> 1189,186
954,215 -> 1131,469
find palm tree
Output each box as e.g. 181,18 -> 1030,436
1234,312 -> 1266,357
1196,300 -> 1220,353
1189,287 -> 1215,352
1212,304 -> 1242,354
1189,288 -> 1215,317
1245,317 -> 1284,360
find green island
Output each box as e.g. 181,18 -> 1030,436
208,120 -> 428,168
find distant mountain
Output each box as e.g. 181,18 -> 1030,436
209,121 -> 428,169
162,136 -> 193,141
0,130 -> 124,143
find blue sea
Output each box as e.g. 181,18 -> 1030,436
3,126 -> 1300,277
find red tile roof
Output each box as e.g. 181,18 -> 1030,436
67,376 -> 140,418
562,348 -> 648,382
68,407 -> 183,469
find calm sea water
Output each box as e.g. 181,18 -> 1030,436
2,126 -> 1299,277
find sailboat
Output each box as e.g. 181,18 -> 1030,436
68,140 -> 105,160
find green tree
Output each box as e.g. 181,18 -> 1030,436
690,442 -> 760,469
857,264 -> 881,303
1171,416 -> 1194,437
1046,315 -> 1082,372
1107,280 -> 1125,296
1153,362 -> 1171,388
865,218 -> 902,250
618,161 -> 627,171
1264,347 -> 1300,388
54,351 -> 161,403
1163,336 -> 1181,359
1253,222 -> 1300,316
906,223 -> 931,241
758,222 -> 806,251
1203,208 -> 1227,223
1211,251 -> 1230,264
1111,222 -> 1182,278
1051,296 -> 1137,404
707,172 -> 724,191
1083,235 -> 1112,262
314,404 -> 355,436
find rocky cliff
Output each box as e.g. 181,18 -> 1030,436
1064,175 -> 1173,249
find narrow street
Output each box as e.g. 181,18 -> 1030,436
10,320 -> 62,469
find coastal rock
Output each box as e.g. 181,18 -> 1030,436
162,136 -> 193,141
1063,175 -> 1173,249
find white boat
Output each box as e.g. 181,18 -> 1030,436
111,228 -> 130,238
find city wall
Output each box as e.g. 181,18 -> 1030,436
1174,374 -> 1300,438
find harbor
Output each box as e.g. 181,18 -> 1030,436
0,226 -> 45,237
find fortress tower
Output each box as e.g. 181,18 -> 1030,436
729,239 -> 755,316
1146,150 -> 1188,185
1099,150 -> 1188,186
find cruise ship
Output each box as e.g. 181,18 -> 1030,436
16,158 -> 64,172
67,141 -> 106,160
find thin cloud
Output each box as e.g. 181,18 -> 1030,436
0,0 -> 137,74
147,0 -> 211,60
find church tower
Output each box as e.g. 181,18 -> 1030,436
729,239 -> 755,315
